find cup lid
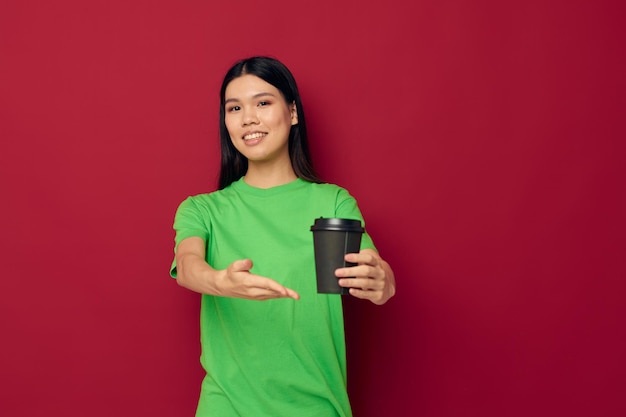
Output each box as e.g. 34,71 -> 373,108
310,217 -> 364,233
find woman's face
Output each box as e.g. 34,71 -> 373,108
224,74 -> 297,165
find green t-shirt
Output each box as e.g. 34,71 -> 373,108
171,177 -> 375,417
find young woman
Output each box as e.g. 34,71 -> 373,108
171,56 -> 395,416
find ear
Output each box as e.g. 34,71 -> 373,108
290,102 -> 298,126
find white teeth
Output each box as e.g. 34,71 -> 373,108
243,132 -> 266,140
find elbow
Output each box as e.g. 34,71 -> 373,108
175,274 -> 187,288
174,256 -> 190,289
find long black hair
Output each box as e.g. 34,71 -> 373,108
218,56 -> 323,189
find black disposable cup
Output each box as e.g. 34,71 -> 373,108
310,218 -> 364,294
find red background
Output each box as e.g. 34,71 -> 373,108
1,0 -> 625,415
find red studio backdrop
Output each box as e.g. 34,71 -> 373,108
1,1 -> 625,416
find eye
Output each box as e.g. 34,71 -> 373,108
226,105 -> 241,112
258,101 -> 270,107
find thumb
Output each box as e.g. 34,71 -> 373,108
231,258 -> 253,272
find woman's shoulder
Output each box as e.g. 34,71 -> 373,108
308,181 -> 352,196
176,187 -> 231,209
303,181 -> 360,208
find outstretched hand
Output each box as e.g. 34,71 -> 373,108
218,259 -> 300,301
335,249 -> 396,305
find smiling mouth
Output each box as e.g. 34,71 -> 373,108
243,132 -> 267,141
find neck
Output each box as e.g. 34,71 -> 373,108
243,160 -> 297,189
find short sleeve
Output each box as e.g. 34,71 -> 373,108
334,188 -> 377,252
170,196 -> 210,278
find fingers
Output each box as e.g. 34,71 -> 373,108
259,278 -> 300,300
283,287 -> 300,300
336,261 -> 385,292
345,287 -> 387,305
335,251 -> 387,303
335,263 -> 384,281
243,276 -> 299,300
338,277 -> 383,292
336,250 -> 384,278
344,252 -> 378,266
227,259 -> 299,300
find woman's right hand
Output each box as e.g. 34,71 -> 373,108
175,237 -> 299,300
218,258 -> 300,300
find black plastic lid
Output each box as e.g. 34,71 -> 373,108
310,217 -> 364,233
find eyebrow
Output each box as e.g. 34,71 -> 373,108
224,92 -> 277,105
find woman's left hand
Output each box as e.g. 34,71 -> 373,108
335,248 -> 396,305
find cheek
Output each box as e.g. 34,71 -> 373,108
268,111 -> 290,129
224,118 -> 238,137
228,132 -> 240,148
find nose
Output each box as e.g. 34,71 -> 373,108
242,107 -> 259,126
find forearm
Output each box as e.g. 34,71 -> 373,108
176,252 -> 223,295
